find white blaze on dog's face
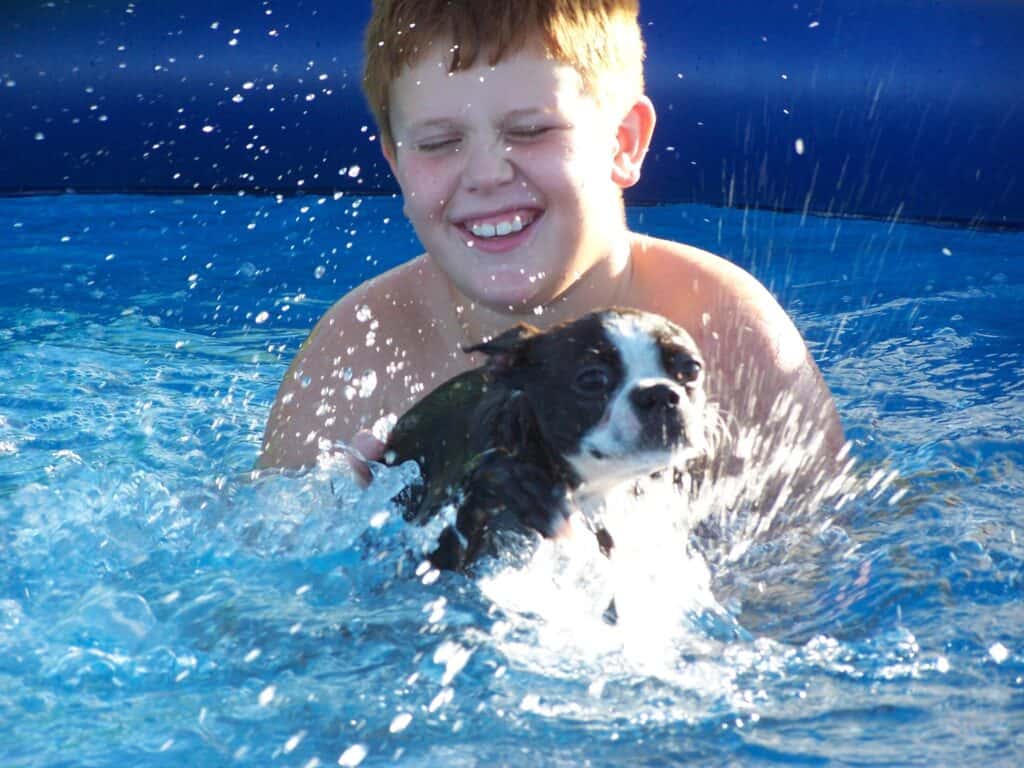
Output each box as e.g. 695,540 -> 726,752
563,311 -> 707,491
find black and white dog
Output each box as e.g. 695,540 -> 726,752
385,308 -> 709,572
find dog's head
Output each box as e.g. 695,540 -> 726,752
466,308 -> 708,492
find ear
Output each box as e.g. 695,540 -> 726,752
463,323 -> 539,371
489,391 -> 542,452
611,94 -> 656,189
381,139 -> 399,178
381,139 -> 415,219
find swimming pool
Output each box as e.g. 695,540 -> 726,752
2,193 -> 1021,765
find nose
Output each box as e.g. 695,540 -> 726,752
630,383 -> 680,412
461,136 -> 515,192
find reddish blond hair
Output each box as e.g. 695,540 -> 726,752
363,0 -> 645,150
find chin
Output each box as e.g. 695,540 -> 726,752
459,271 -> 556,312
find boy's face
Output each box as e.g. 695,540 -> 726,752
384,40 -> 635,312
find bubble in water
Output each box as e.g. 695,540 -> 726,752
314,264 -> 327,279
254,311 -> 270,324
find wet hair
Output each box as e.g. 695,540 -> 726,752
363,0 -> 645,150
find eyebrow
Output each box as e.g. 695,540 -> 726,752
406,118 -> 458,132
405,107 -> 556,133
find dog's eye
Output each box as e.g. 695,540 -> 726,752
574,365 -> 614,395
672,358 -> 702,385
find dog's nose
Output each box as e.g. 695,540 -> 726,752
630,383 -> 680,411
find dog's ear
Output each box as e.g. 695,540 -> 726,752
463,323 -> 538,372
490,390 -> 540,451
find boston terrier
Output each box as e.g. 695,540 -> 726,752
385,308 -> 709,573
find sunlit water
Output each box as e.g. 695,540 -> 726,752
2,194 -> 1021,766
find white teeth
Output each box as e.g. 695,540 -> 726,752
468,214 -> 525,238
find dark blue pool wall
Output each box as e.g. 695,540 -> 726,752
2,0 -> 1022,227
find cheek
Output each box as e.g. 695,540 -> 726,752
545,143 -> 589,188
395,155 -> 455,215
537,394 -> 610,448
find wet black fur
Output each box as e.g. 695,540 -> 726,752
385,309 -> 701,572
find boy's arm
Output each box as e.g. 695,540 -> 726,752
708,271 -> 846,475
637,237 -> 844,472
257,256 -> 448,474
256,292 -> 389,472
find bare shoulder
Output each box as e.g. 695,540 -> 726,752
630,232 -> 844,456
633,234 -> 779,307
631,233 -> 801,359
285,258 -> 430,394
303,256 -> 438,357
258,255 -> 451,469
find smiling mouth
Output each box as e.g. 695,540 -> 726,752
458,210 -> 539,242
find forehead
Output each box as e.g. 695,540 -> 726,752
603,312 -> 697,352
532,312 -> 699,370
388,40 -> 587,129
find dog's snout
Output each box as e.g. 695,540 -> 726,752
630,383 -> 680,412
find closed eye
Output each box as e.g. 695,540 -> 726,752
505,125 -> 554,141
415,136 -> 460,152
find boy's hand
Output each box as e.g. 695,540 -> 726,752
346,429 -> 386,485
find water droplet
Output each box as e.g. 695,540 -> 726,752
337,743 -> 367,767
357,370 -> 377,397
389,713 -> 413,733
257,685 -> 276,706
283,730 -> 306,754
989,642 -> 1010,663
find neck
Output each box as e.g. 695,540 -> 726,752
447,233 -> 635,346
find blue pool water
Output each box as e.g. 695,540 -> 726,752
1,194 -> 1022,766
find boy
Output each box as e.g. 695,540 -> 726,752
258,0 -> 844,485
